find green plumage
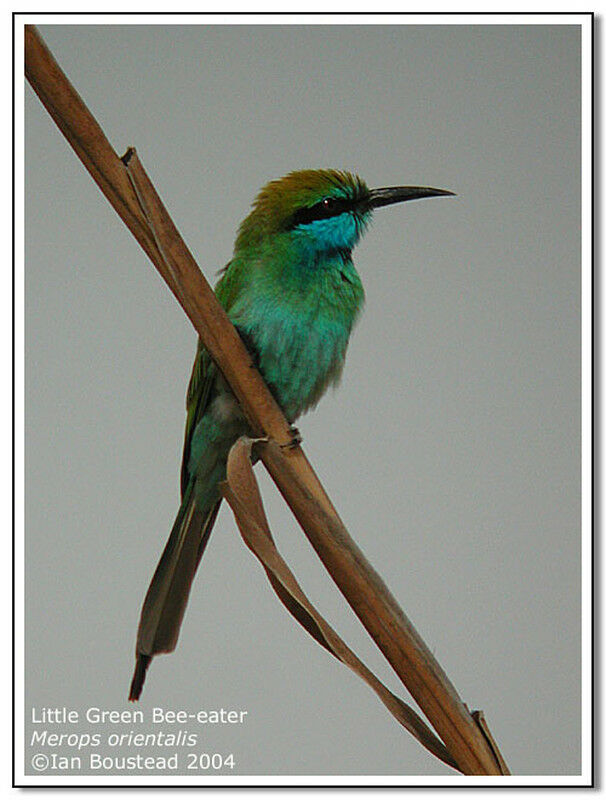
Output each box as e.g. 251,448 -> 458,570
129,169 -> 453,699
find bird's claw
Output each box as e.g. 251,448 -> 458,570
281,426 -> 302,450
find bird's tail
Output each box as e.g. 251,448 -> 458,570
129,480 -> 221,701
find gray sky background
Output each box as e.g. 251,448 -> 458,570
25,23 -> 582,778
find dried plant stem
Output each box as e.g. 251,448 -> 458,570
25,24 -> 507,775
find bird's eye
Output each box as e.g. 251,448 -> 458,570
288,195 -> 353,228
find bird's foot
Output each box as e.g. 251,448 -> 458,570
281,425 -> 302,450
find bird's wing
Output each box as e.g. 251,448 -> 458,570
180,339 -> 216,496
179,259 -> 247,496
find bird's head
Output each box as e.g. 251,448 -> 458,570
234,169 -> 454,259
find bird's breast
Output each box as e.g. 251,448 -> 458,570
232,266 -> 363,421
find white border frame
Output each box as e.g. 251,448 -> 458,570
13,12 -> 593,788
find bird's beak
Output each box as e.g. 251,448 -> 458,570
367,185 -> 455,210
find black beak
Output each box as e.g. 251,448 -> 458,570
367,185 -> 455,210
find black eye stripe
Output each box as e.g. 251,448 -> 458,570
289,196 -> 355,228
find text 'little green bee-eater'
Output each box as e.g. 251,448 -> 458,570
129,169 -> 454,700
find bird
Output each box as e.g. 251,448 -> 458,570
129,169 -> 454,700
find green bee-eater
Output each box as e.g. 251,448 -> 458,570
129,169 -> 453,699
